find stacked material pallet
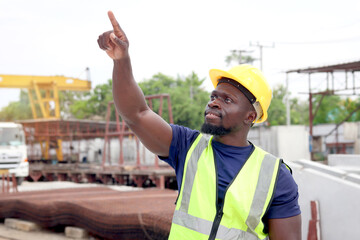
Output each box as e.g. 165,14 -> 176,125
0,187 -> 177,240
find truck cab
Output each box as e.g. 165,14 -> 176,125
0,122 -> 29,185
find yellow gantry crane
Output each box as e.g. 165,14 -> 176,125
0,72 -> 91,119
0,71 -> 92,161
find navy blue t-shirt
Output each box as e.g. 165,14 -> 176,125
160,124 -> 301,220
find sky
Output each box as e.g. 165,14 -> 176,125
1,0 -> 360,110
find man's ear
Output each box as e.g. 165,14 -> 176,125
245,111 -> 257,125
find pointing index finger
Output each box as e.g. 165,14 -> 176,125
108,11 -> 123,37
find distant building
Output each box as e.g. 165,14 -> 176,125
248,122 -> 360,162
310,122 -> 360,160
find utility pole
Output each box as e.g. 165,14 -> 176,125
86,67 -> 91,81
286,72 -> 290,126
249,42 -> 275,71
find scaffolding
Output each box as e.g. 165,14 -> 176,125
18,94 -> 175,189
286,60 -> 360,160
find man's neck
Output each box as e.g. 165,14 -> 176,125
212,133 -> 250,147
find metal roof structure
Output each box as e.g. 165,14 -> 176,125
285,60 -> 360,160
286,60 -> 360,74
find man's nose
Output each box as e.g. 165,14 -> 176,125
208,98 -> 220,108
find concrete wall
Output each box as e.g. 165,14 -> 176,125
275,125 -> 310,162
328,154 -> 360,174
248,125 -> 276,155
344,122 -> 360,154
289,159 -> 360,240
249,125 -> 310,161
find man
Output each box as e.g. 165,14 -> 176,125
98,11 -> 301,240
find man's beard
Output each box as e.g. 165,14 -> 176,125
200,123 -> 231,136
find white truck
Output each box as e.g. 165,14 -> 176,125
0,122 -> 29,185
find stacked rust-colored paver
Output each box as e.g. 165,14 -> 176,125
0,187 -> 177,239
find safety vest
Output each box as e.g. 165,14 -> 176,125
169,134 -> 281,240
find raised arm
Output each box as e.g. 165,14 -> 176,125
97,11 -> 172,157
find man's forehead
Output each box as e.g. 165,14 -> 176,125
217,78 -> 256,104
214,82 -> 243,97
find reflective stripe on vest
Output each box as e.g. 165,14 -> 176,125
245,153 -> 279,236
172,210 -> 261,240
169,134 -> 280,240
179,134 -> 209,213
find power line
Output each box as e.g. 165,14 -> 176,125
275,35 -> 360,45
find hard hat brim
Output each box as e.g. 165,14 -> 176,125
209,68 -> 239,89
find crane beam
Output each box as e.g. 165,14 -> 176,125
0,75 -> 91,91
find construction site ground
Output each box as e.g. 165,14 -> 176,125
0,181 -> 177,240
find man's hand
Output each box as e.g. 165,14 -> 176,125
97,11 -> 129,60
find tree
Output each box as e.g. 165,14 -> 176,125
310,94 -> 360,125
267,84 -> 308,126
225,50 -> 256,66
0,90 -> 32,121
139,72 -> 209,130
171,72 -> 209,130
59,90 -> 89,119
339,97 -> 360,122
312,94 -> 343,124
69,79 -> 113,120
267,85 -> 287,125
290,98 -> 308,125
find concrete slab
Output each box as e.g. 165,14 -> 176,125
0,223 -> 76,240
65,226 -> 89,239
4,218 -> 40,232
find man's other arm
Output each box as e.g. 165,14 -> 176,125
98,11 -> 172,157
268,214 -> 302,240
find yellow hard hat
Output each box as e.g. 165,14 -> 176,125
209,64 -> 272,123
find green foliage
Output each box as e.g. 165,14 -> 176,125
267,84 -> 309,126
343,98 -> 360,121
267,87 -> 360,126
312,95 -> 360,124
290,98 -> 309,125
267,85 -> 287,125
225,50 -> 256,66
312,94 -> 341,124
139,72 -> 209,130
69,79 -> 114,120
0,90 -> 32,121
59,90 -> 89,119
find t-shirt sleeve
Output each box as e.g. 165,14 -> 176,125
265,162 -> 301,219
158,124 -> 199,189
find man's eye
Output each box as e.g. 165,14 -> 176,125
225,98 -> 232,103
210,95 -> 216,100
